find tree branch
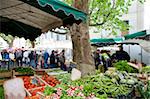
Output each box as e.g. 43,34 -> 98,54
89,0 -> 116,26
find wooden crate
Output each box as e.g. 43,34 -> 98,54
0,79 -> 6,85
34,75 -> 51,87
0,71 -> 12,78
25,83 -> 47,98
25,88 -> 32,97
35,70 -> 46,75
13,70 -> 34,77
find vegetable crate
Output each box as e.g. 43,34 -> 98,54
23,76 -> 50,98
12,67 -> 35,77
0,70 -> 13,85
34,70 -> 47,75
26,86 -> 46,97
0,70 -> 13,78
13,70 -> 34,77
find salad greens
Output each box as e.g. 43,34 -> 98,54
142,66 -> 150,74
114,61 -> 138,73
43,71 -> 139,98
137,80 -> 150,99
14,67 -> 34,74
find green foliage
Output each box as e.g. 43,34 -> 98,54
14,67 -> 35,74
0,69 -> 10,73
44,86 -> 56,95
137,80 -> 150,99
114,61 -> 138,73
142,66 -> 150,74
63,0 -> 74,6
0,33 -> 14,44
64,0 -> 144,36
0,85 -> 4,99
53,73 -> 136,98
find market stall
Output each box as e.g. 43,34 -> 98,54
0,63 -> 150,99
0,0 -> 87,41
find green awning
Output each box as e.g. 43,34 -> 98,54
113,37 -> 124,43
37,0 -> 86,21
90,38 -> 123,43
124,30 -> 146,40
0,0 -> 87,40
21,0 -> 87,25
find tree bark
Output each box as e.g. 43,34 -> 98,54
70,0 -> 95,76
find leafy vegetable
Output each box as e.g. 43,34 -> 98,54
114,61 -> 138,73
44,86 -> 55,96
0,85 -> 4,99
142,66 -> 150,74
0,69 -> 10,73
50,72 -> 137,98
137,80 -> 150,99
14,67 -> 34,74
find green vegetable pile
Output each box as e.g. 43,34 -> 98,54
14,67 -> 35,74
137,80 -> 150,99
0,69 -> 10,73
114,61 -> 138,73
142,66 -> 150,74
43,71 -> 140,98
0,85 -> 4,99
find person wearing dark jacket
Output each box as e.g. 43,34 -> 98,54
112,46 -> 130,62
49,50 -> 56,68
94,49 -> 102,70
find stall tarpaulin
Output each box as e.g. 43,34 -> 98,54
123,39 -> 150,53
0,0 -> 87,40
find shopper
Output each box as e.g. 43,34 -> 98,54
93,49 -> 103,70
43,50 -> 49,69
49,50 -> 56,68
112,46 -> 130,62
59,50 -> 66,71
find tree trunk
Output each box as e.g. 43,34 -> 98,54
70,0 -> 95,76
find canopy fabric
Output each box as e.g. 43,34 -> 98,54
123,39 -> 150,53
20,0 -> 87,31
90,38 -> 115,43
0,16 -> 41,41
124,30 -> 146,40
0,0 -> 87,40
90,38 -> 123,43
36,0 -> 86,21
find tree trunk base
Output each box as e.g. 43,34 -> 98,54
76,63 -> 95,77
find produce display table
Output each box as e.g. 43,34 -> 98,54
0,65 -> 149,99
12,67 -> 34,77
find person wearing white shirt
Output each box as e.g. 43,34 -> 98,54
23,50 -> 29,66
9,51 -> 15,67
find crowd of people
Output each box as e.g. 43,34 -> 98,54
93,46 -> 130,72
0,47 -> 67,71
0,45 -> 134,72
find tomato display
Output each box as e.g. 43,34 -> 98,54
41,75 -> 60,87
29,87 -> 45,96
24,95 -> 40,99
23,76 -> 45,89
